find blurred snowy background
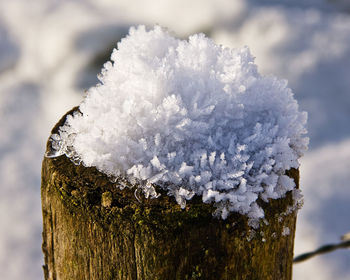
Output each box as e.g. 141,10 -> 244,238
0,0 -> 349,279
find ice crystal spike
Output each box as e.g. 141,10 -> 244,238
108,176 -> 118,184
44,149 -> 64,158
44,134 -> 64,158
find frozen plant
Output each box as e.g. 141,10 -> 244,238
47,25 -> 308,223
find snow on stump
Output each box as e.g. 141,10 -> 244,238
41,26 -> 308,280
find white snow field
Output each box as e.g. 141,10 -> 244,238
0,0 -> 349,279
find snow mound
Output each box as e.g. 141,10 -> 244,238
48,25 -> 308,221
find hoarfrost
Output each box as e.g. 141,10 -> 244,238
48,25 -> 308,221
282,226 -> 290,236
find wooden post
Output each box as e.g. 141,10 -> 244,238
41,109 -> 299,280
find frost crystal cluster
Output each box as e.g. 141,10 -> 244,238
49,25 -> 308,221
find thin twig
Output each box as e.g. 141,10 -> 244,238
293,240 -> 350,263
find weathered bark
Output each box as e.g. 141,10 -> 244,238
41,109 -> 299,280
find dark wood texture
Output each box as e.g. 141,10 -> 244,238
41,109 -> 299,280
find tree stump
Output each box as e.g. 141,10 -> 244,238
41,109 -> 299,280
